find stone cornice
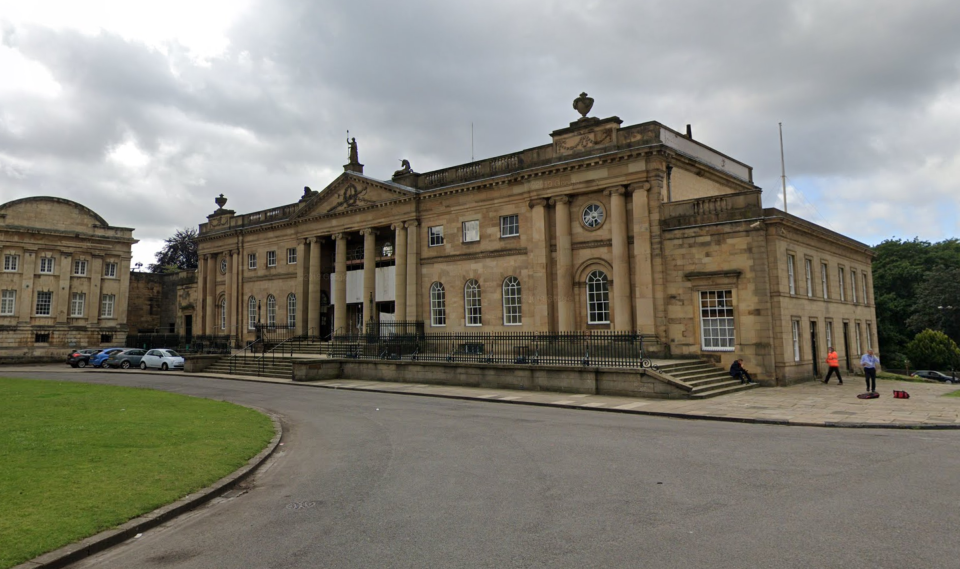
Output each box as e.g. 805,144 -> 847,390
421,247 -> 526,265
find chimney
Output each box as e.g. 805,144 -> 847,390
686,124 -> 693,139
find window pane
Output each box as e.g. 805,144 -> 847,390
430,282 -> 446,326
699,290 -> 735,351
586,271 -> 610,324
462,221 -> 479,243
464,279 -> 482,325
502,276 -> 522,325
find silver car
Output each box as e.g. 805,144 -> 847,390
140,349 -> 185,371
105,348 -> 147,370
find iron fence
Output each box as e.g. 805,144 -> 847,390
329,331 -> 660,369
126,334 -> 235,354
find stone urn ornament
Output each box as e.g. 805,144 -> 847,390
215,193 -> 228,210
573,92 -> 594,119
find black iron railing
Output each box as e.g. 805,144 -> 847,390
329,330 -> 661,369
126,334 -> 234,354
228,339 -> 265,376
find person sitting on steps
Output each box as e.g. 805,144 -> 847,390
730,358 -> 756,385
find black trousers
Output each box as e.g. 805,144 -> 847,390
864,367 -> 877,392
732,370 -> 753,383
824,366 -> 843,383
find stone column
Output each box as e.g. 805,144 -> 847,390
393,223 -> 407,321
224,251 -> 234,339
527,199 -> 551,330
206,254 -> 218,335
333,234 -> 347,334
88,255 -> 103,325
308,237 -> 322,337
606,186 -> 633,331
405,221 -> 420,321
200,255 -> 208,334
18,250 -> 38,323
630,182 -> 656,334
361,229 -> 377,329
116,256 -> 131,325
295,240 -> 308,336
551,196 -> 574,331
56,253 -> 73,323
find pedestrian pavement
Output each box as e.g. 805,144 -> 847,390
5,364 -> 960,428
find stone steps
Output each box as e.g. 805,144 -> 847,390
654,359 -> 759,399
205,357 -> 294,380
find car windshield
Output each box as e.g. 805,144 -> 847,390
163,350 -> 181,357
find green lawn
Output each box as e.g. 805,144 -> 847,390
0,378 -> 274,569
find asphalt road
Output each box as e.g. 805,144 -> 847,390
12,370 -> 960,569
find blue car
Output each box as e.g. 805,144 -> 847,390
89,347 -> 126,368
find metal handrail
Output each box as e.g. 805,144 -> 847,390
228,338 -> 264,376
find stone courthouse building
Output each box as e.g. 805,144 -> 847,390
191,94 -> 877,385
0,196 -> 136,359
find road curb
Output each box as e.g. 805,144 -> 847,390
14,411 -> 284,569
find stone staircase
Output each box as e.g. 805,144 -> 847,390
204,355 -> 296,380
654,360 -> 759,399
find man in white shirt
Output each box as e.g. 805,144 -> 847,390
860,349 -> 881,393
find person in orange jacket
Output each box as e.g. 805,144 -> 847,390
822,347 -> 843,385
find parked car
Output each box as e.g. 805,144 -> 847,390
66,348 -> 101,368
105,348 -> 148,370
140,349 -> 185,371
910,370 -> 958,383
89,347 -> 126,368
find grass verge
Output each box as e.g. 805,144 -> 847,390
0,378 -> 274,569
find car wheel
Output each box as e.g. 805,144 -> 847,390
161,363 -> 169,371
121,361 -> 131,369
77,360 -> 86,368
140,361 -> 147,370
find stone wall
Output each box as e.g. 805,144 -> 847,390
128,273 -> 163,333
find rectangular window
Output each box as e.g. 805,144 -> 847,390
35,291 -> 52,316
39,257 -> 55,274
866,322 -> 873,350
838,267 -> 845,302
787,254 -> 796,295
100,333 -> 113,344
855,323 -> 862,355
34,333 -> 50,343
699,290 -> 735,351
428,226 -> 444,247
792,320 -> 801,362
70,293 -> 85,317
862,274 -> 869,305
500,214 -> 519,238
462,220 -> 480,243
804,259 -> 813,297
249,299 -> 257,330
851,271 -> 858,304
104,262 -> 117,278
0,290 -> 15,315
248,254 -> 257,270
826,321 -> 834,351
821,262 -> 828,299
73,259 -> 87,276
4,254 -> 20,271
267,250 -> 277,267
101,294 -> 115,318
287,248 -> 297,264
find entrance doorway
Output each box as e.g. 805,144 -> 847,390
319,291 -> 330,339
842,322 -> 851,371
184,315 -> 193,344
809,321 -> 819,377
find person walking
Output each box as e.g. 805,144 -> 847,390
822,347 -> 843,385
860,349 -> 881,393
729,358 -> 755,385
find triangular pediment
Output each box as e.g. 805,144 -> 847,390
293,173 -> 414,219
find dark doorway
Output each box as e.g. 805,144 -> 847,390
319,291 -> 331,339
842,322 -> 851,371
184,315 -> 193,344
809,321 -> 819,377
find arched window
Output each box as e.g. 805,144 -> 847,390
287,294 -> 296,327
502,276 -> 522,325
430,282 -> 446,327
586,270 -> 610,324
464,279 -> 482,326
220,297 -> 226,330
266,295 -> 277,327
248,296 -> 257,329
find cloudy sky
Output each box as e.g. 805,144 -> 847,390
2,0 -> 958,268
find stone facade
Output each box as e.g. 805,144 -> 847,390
188,98 -> 878,385
0,196 -> 137,360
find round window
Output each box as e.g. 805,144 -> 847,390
219,258 -> 227,274
581,203 -> 605,229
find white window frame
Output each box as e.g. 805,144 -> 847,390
792,320 -> 801,362
248,254 -> 257,270
428,226 -> 444,247
1,290 -> 15,315
502,276 -> 522,325
3,254 -> 19,272
699,290 -> 735,351
500,215 -> 519,238
804,259 -> 813,297
220,298 -> 226,330
821,262 -> 828,299
266,295 -> 277,326
73,259 -> 87,276
70,292 -> 85,317
862,275 -> 869,305
464,279 -> 482,326
39,257 -> 55,274
586,270 -> 610,325
287,248 -> 297,264
826,321 -> 834,351
101,294 -> 115,318
104,262 -> 117,278
430,282 -> 446,326
248,296 -> 257,330
787,254 -> 796,295
267,250 -> 277,267
287,294 -> 296,327
866,322 -> 873,350
838,267 -> 846,302
35,291 -> 52,316
851,271 -> 858,304
462,220 -> 480,243
855,323 -> 862,355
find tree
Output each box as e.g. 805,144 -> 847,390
904,329 -> 960,371
149,228 -> 199,273
906,266 -> 960,346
